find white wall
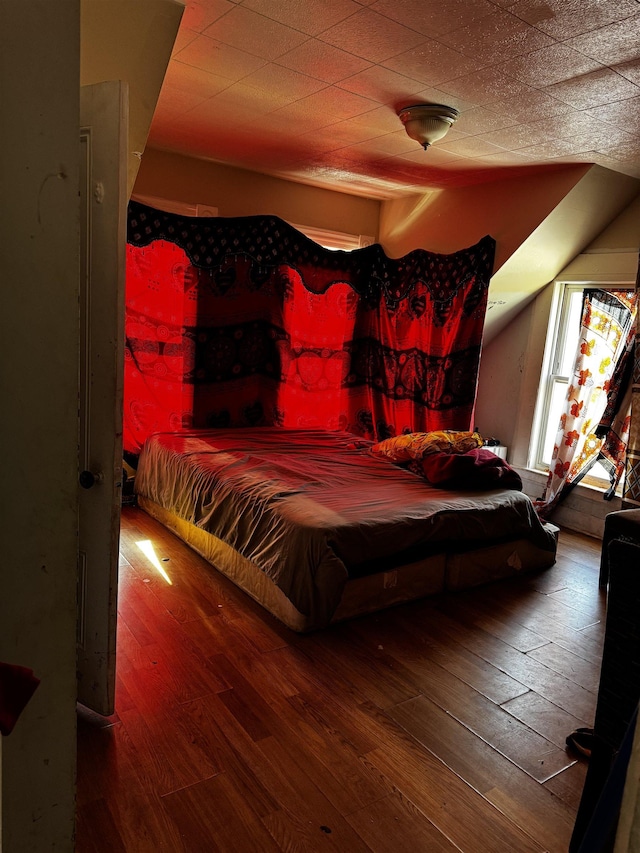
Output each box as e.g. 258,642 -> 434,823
474,284 -> 553,468
0,2 -> 80,850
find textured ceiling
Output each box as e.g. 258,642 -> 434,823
146,0 -> 640,198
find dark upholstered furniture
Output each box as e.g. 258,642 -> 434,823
571,512 -> 640,852
599,508 -> 640,587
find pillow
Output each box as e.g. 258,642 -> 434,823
370,430 -> 483,463
420,448 -> 523,491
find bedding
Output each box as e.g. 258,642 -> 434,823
419,448 -> 524,490
135,427 -> 558,631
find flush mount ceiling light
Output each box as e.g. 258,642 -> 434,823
398,104 -> 459,150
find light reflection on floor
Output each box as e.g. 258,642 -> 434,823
135,539 -> 173,584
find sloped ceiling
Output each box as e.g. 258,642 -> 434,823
484,165 -> 640,338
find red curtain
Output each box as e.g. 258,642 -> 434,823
124,202 -> 495,454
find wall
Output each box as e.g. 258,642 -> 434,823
81,0 -> 184,197
0,2 -> 80,851
475,191 -> 640,538
133,147 -> 381,238
474,283 -> 554,467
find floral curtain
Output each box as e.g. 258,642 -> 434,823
537,288 -> 638,518
124,201 -> 495,455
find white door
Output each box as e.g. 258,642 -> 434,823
77,81 -> 128,716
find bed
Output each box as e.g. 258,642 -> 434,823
134,427 -> 558,632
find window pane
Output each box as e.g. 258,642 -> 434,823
589,460 -> 610,484
557,291 -> 583,376
542,379 -> 568,465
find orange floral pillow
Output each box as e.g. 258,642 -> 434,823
370,430 -> 483,463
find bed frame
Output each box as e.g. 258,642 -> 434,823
139,495 -> 559,632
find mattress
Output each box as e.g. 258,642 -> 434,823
135,428 -> 558,630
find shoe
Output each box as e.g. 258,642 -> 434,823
566,727 -> 594,759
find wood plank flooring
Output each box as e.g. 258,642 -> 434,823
76,507 -> 606,852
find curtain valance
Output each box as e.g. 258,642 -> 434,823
128,203 -> 494,313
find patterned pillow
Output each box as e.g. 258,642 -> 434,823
370,430 -> 483,463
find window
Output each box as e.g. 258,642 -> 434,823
531,281 -> 633,492
291,223 -> 374,251
131,193 -> 218,218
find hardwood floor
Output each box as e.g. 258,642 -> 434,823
76,507 -> 606,852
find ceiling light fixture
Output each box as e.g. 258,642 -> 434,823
398,104 -> 459,150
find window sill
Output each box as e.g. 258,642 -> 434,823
520,467 -> 619,501
516,465 -> 623,539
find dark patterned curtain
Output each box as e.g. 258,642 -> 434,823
623,256 -> 640,508
124,201 -> 495,454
